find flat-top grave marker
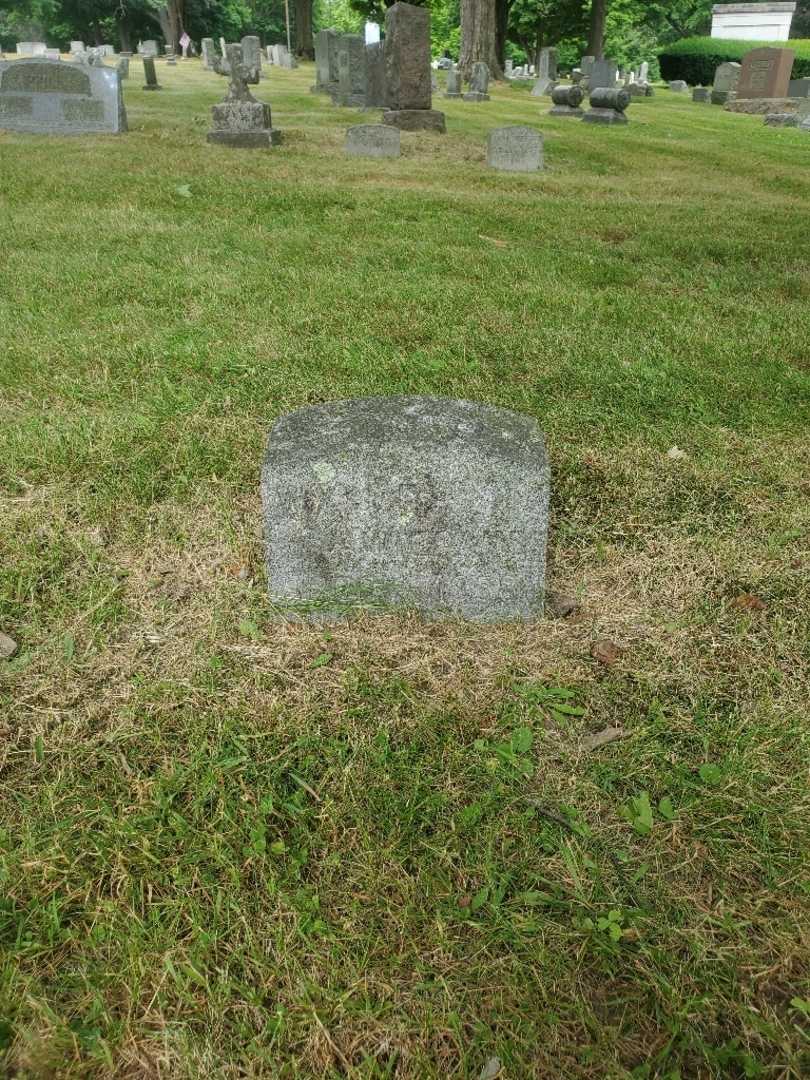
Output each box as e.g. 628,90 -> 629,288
261,397 -> 550,621
383,2 -> 446,132
737,46 -> 794,98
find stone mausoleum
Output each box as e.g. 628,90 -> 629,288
711,3 -> 796,42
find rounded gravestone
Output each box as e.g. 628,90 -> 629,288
261,397 -> 550,621
486,126 -> 543,172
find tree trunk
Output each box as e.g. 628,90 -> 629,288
587,0 -> 607,59
153,2 -> 184,53
534,29 -> 543,71
495,0 -> 510,70
295,0 -> 314,60
460,0 -> 502,80
117,19 -> 132,53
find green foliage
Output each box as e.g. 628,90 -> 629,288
318,0 -> 363,34
659,35 -> 810,84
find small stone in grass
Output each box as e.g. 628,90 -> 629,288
581,725 -> 624,751
0,632 -> 18,659
591,639 -> 623,665
731,593 -> 767,612
547,591 -> 580,617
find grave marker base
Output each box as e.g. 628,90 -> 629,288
382,108 -> 446,132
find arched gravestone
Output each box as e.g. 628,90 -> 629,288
261,397 -> 550,621
0,58 -> 126,134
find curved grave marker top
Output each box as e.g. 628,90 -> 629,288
0,58 -> 126,134
2,61 -> 90,94
261,396 -> 550,621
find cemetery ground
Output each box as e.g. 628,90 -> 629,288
1,60 -> 809,1079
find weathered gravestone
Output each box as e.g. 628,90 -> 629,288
487,126 -> 543,172
712,61 -> 741,104
463,61 -> 490,102
444,66 -> 462,98
261,397 -> 550,621
312,27 -> 339,94
44,48 -> 60,61
589,58 -> 618,91
346,122 -> 400,157
549,84 -> 584,117
365,41 -> 386,107
692,86 -> 710,103
669,79 -> 688,92
208,42 -> 279,147
0,58 -> 126,134
789,76 -> 810,96
504,59 -> 513,78
116,56 -> 129,80
241,36 -> 262,83
383,2 -> 445,132
331,34 -> 366,106
269,44 -> 297,69
142,56 -> 161,90
201,38 -> 216,70
16,43 -> 47,57
639,61 -> 649,82
582,86 -> 630,124
70,41 -> 85,54
531,47 -> 557,96
138,40 -> 158,58
736,46 -> 794,98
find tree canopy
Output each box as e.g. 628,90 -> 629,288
0,0 -> 786,74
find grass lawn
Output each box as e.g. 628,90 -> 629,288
1,59 -> 809,1078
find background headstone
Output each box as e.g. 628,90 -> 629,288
788,76 -> 810,97
261,397 -> 550,621
142,56 -> 161,90
329,35 -> 365,104
692,86 -> 710,102
737,47 -> 794,98
487,126 -> 543,172
712,60 -> 741,104
669,79 -> 688,92
365,41 -> 386,107
531,47 -> 557,96
346,122 -> 400,157
313,28 -> 339,94
589,58 -> 618,91
201,38 -> 216,70
383,2 -> 445,132
463,61 -> 490,102
444,67 -> 462,98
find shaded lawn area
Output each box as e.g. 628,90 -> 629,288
1,61 -> 809,1078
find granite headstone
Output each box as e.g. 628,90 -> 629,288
487,126 -> 543,172
0,58 -> 126,134
346,122 -> 400,157
261,397 -> 550,621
